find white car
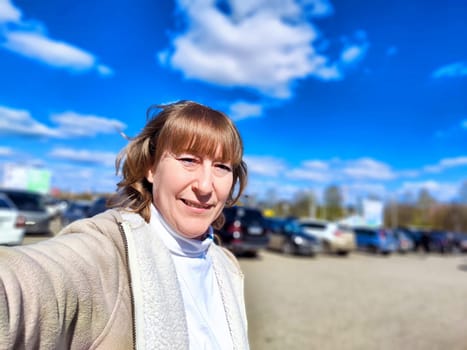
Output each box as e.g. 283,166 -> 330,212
299,218 -> 356,255
0,193 -> 26,245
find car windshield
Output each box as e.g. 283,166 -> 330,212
2,191 -> 46,212
0,197 -> 12,209
354,228 -> 377,236
284,220 -> 302,233
301,222 -> 326,230
68,202 -> 90,213
224,207 -> 264,224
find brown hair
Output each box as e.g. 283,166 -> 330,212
108,100 -> 248,227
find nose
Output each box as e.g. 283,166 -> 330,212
193,162 -> 213,196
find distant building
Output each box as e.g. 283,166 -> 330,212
339,199 -> 384,227
1,163 -> 51,194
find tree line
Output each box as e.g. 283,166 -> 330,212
249,181 -> 467,233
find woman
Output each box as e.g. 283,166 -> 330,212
0,101 -> 249,349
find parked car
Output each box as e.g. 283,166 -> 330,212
399,227 -> 431,252
352,226 -> 397,254
216,206 -> 270,256
453,233 -> 467,253
392,228 -> 415,253
299,218 -> 356,255
43,196 -> 68,218
0,188 -> 53,235
428,230 -> 455,254
86,196 -> 109,217
266,217 -> 321,256
0,193 -> 26,245
61,200 -> 92,226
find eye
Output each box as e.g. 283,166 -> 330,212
214,162 -> 232,175
177,155 -> 199,167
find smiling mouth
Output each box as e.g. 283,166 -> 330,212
181,199 -> 213,209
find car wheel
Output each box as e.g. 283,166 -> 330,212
281,240 -> 295,255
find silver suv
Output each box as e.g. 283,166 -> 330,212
0,188 -> 52,235
299,218 -> 356,255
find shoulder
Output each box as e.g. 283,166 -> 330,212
59,209 -> 125,240
210,243 -> 244,277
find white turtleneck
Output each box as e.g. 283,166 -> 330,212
150,205 -> 233,350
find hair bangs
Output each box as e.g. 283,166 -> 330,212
159,111 -> 243,165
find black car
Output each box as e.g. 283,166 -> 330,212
398,227 -> 430,252
61,200 -> 92,226
266,217 -> 321,256
216,206 -> 270,256
86,196 -> 109,217
428,230 -> 455,253
400,227 -> 455,253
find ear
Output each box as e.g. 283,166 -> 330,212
146,167 -> 155,184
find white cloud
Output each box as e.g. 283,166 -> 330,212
97,64 -> 114,77
243,155 -> 286,176
49,147 -> 117,167
287,160 -> 335,183
248,156 -> 397,182
46,162 -> 119,193
245,177 -> 304,200
338,30 -> 369,67
0,146 -> 14,156
287,168 -> 329,182
340,43 -> 368,65
159,0 -> 366,98
439,157 -> 467,167
432,62 -> 467,79
345,182 -> 388,196
0,0 -> 21,22
0,105 -> 59,137
398,180 -> 458,202
340,182 -> 389,204
51,111 -> 126,137
302,160 -> 329,170
342,158 -> 396,180
424,156 -> 467,173
287,159 -> 331,182
227,0 -> 334,19
397,169 -> 419,178
228,101 -> 263,120
3,31 -> 99,72
0,104 -> 126,138
0,2 -> 112,76
241,154 -> 467,203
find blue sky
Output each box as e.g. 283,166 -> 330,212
0,0 -> 466,204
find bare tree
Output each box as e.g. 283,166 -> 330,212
416,188 -> 436,226
458,180 -> 467,204
323,185 -> 344,220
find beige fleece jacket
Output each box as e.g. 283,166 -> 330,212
0,209 -> 248,350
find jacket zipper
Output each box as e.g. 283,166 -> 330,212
118,222 -> 137,350
212,257 -> 237,350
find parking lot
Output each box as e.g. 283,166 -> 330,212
23,234 -> 467,350
239,250 -> 467,350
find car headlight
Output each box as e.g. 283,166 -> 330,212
293,236 -> 304,245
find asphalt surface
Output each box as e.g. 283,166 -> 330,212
239,250 -> 467,350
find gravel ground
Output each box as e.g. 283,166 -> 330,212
239,250 -> 467,350
25,231 -> 467,350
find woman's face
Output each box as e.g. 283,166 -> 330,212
146,150 -> 234,239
